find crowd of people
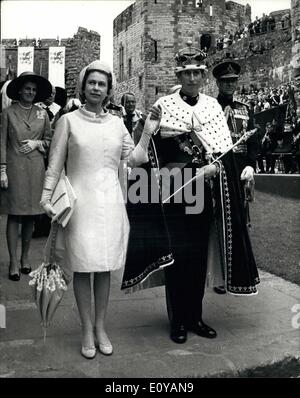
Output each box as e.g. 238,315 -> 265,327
234,83 -> 300,174
235,83 -> 293,112
212,12 -> 291,54
0,38 -> 297,360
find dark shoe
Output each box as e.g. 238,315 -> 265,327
170,324 -> 187,344
9,272 -> 20,281
213,286 -> 226,295
190,320 -> 217,339
20,265 -> 32,275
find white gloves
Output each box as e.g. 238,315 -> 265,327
0,165 -> 8,189
40,189 -> 56,218
240,166 -> 254,182
18,139 -> 41,154
142,105 -> 162,136
202,164 -> 219,179
42,202 -> 56,218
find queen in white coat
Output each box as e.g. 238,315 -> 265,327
41,60 -> 161,359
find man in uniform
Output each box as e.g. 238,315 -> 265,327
213,60 -> 259,294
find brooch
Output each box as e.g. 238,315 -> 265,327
36,110 -> 45,119
179,142 -> 193,155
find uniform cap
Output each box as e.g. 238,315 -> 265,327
212,60 -> 241,80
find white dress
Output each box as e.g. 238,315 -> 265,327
44,107 -> 144,273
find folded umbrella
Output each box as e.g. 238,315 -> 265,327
29,223 -> 68,342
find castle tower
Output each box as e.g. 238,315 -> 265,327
113,0 -> 250,112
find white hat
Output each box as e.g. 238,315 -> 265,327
77,60 -> 115,101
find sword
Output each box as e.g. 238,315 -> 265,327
162,128 -> 257,204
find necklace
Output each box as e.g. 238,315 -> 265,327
18,102 -> 33,110
18,103 -> 33,130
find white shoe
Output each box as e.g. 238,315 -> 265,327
99,342 -> 113,356
81,345 -> 96,359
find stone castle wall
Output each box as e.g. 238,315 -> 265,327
291,0 -> 300,114
1,27 -> 100,98
113,2 -> 146,108
291,0 -> 300,77
201,27 -> 293,97
113,0 -> 251,112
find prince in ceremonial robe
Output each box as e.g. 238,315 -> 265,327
122,42 -> 260,344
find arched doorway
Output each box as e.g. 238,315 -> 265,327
200,33 -> 212,52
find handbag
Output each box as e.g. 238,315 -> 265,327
51,175 -> 77,227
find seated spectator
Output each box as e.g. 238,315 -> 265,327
272,134 -> 293,173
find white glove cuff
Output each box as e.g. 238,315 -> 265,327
40,188 -> 52,207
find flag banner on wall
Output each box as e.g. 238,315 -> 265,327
48,47 -> 65,88
17,47 -> 34,75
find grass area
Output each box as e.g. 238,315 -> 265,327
211,357 -> 300,378
249,190 -> 300,286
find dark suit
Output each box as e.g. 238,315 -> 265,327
153,131 -> 213,326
